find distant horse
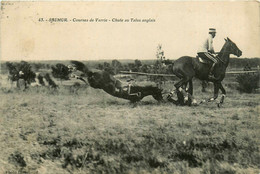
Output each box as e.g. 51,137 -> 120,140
6,63 -> 19,87
170,37 -> 242,106
70,61 -> 163,103
6,62 -> 36,90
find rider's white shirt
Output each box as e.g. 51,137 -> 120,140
197,34 -> 214,53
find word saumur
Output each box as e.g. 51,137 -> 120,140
38,18 -> 156,23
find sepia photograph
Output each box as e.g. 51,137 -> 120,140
0,1 -> 259,173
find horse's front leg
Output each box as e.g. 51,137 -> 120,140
217,82 -> 226,107
208,82 -> 220,102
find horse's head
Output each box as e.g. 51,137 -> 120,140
224,37 -> 242,57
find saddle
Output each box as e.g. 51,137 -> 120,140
123,79 -> 141,97
196,55 -> 212,64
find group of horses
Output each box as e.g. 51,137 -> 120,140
5,61 -> 59,90
70,37 -> 242,107
5,37 -> 242,107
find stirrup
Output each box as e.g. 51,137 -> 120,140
129,92 -> 141,97
208,72 -> 214,76
208,74 -> 214,79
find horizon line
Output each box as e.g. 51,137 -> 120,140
1,56 -> 260,62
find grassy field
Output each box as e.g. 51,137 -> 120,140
0,74 -> 259,174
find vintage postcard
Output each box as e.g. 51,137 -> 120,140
0,1 -> 259,173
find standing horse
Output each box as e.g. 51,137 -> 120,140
170,37 -> 242,106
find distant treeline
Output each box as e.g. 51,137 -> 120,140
1,57 -> 259,74
228,58 -> 260,69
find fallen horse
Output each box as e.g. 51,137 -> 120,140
70,61 -> 163,103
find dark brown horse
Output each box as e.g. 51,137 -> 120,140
169,37 -> 242,106
70,61 -> 163,103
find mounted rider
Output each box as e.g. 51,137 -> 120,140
197,28 -> 218,79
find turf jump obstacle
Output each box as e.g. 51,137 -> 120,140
119,70 -> 259,77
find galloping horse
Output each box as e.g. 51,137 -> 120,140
170,37 -> 242,106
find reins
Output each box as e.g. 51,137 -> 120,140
217,41 -> 232,65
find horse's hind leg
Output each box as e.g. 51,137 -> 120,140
174,78 -> 191,105
175,78 -> 188,93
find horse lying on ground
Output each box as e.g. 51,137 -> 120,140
168,37 -> 242,107
70,61 -> 163,103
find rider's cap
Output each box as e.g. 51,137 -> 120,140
209,28 -> 216,33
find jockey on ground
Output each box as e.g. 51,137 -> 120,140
197,28 -> 218,79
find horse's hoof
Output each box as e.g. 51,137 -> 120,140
207,98 -> 215,102
217,103 -> 223,108
167,94 -> 172,100
192,102 -> 198,106
192,100 -> 198,106
200,99 -> 206,104
132,103 -> 138,108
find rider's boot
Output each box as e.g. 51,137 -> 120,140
208,63 -> 216,79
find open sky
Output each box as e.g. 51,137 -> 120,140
1,1 -> 259,61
